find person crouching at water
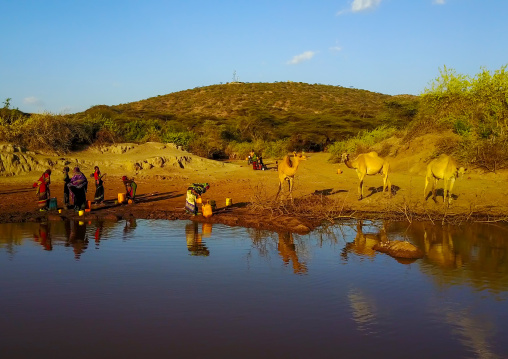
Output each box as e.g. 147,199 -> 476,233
63,166 -> 71,208
185,183 -> 210,215
68,167 -> 88,211
91,166 -> 106,204
33,169 -> 52,211
122,176 -> 137,201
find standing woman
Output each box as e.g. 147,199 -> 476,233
63,166 -> 71,208
68,167 -> 88,211
33,169 -> 52,211
92,166 -> 106,204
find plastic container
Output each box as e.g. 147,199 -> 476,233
202,203 -> 213,218
196,197 -> 202,204
118,193 -> 125,204
48,197 -> 57,210
78,210 -> 84,216
226,198 -> 233,206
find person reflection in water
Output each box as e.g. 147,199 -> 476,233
277,232 -> 307,274
185,221 -> 210,256
123,218 -> 137,238
66,220 -> 88,260
94,221 -> 105,247
34,222 -> 52,251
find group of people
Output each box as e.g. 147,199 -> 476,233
247,150 -> 267,170
34,166 -> 137,211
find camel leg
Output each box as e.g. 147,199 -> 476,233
288,177 -> 294,202
382,163 -> 390,196
275,180 -> 282,199
447,177 -> 456,206
383,173 -> 391,197
357,172 -> 365,200
386,178 -> 392,197
443,178 -> 449,204
424,176 -> 430,199
432,178 -> 438,201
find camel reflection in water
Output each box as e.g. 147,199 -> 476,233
185,221 -> 210,256
277,232 -> 308,274
341,221 -> 388,261
396,221 -> 508,293
247,228 -> 308,274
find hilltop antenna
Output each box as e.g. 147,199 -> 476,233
232,70 -> 239,83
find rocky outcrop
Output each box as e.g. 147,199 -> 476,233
373,240 -> 424,259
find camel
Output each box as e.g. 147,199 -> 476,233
276,152 -> 307,199
341,152 -> 391,200
424,154 -> 466,205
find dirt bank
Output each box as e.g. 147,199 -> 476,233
1,139 -> 507,232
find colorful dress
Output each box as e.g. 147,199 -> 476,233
63,172 -> 70,206
68,171 -> 88,210
34,172 -> 51,210
125,181 -> 137,199
185,183 -> 210,215
93,171 -> 105,203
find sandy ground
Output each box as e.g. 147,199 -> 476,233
1,141 -> 507,232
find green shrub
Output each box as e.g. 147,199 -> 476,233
327,125 -> 397,162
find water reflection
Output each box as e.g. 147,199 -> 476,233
0,219 -> 507,358
66,220 -> 89,259
277,232 -> 307,274
341,221 -> 387,261
123,217 -> 137,238
33,222 -> 52,251
388,222 -> 508,293
348,288 -> 378,335
432,302 -> 499,359
185,221 -> 210,256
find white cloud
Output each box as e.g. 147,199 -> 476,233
433,0 -> 445,4
351,0 -> 382,12
23,96 -> 44,107
337,0 -> 381,15
329,46 -> 342,52
287,51 -> 316,65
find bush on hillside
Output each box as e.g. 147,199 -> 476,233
327,126 -> 397,162
412,65 -> 508,171
0,113 -> 93,153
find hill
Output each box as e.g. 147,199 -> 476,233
79,82 -> 419,152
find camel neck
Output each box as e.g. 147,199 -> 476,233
344,159 -> 356,169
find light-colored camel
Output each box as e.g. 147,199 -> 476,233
341,152 -> 391,200
424,154 -> 466,205
276,152 -> 307,199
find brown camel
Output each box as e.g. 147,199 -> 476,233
341,152 -> 391,200
424,154 -> 466,205
276,152 -> 307,199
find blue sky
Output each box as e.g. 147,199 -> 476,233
1,0 -> 507,114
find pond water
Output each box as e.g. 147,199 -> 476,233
1,219 -> 507,359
